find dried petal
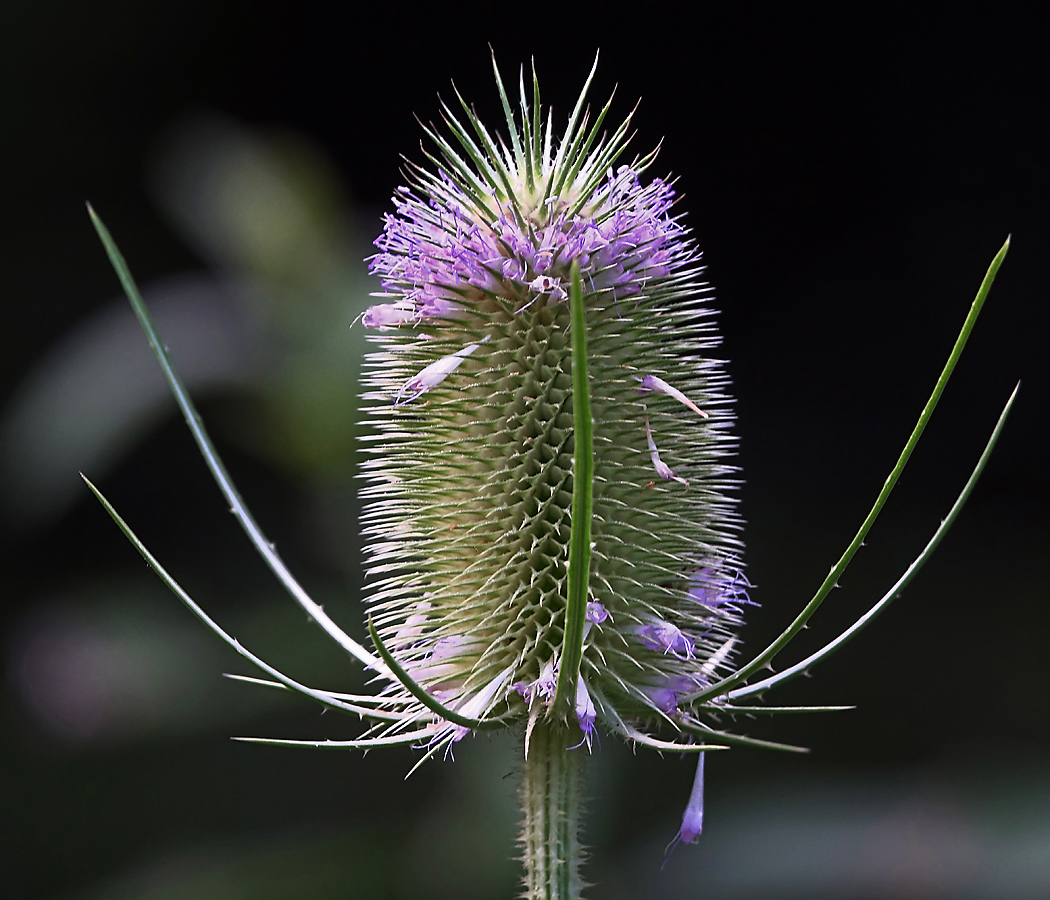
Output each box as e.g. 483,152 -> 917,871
638,374 -> 708,417
395,341 -> 481,405
363,303 -> 416,329
644,412 -> 689,485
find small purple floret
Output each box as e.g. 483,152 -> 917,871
687,568 -> 721,607
678,752 -> 706,843
642,674 -> 695,713
362,303 -> 416,329
585,601 -> 609,625
515,658 -> 559,706
535,658 -> 558,701
688,564 -> 754,614
663,753 -> 706,866
644,686 -> 680,713
574,677 -> 596,745
635,618 -> 694,659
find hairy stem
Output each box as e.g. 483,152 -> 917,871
520,721 -> 585,900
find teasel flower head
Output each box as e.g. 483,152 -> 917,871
358,54 -> 753,763
85,48 -> 1013,886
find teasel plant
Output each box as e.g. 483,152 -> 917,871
84,52 -> 1016,900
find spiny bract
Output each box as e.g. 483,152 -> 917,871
359,56 -> 751,759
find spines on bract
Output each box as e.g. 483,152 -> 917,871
360,58 -> 747,751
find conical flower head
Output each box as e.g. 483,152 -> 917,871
361,57 -> 749,752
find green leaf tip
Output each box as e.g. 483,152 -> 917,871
692,236 -> 1012,705
87,206 -> 382,674
728,379 -> 1020,701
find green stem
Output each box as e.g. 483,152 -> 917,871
520,721 -> 585,900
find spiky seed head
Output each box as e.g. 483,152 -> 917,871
360,58 -> 749,753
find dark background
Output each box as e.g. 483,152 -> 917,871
2,4 -> 1048,898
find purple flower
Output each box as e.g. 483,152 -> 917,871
367,164 -> 689,334
634,617 -> 695,659
535,658 -> 558,701
644,686 -> 680,714
688,564 -> 755,614
515,657 -> 559,707
362,303 -> 417,329
574,677 -> 596,746
664,753 -> 706,866
642,674 -> 696,713
687,568 -> 722,608
586,602 -> 609,625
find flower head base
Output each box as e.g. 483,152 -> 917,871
359,56 -> 748,758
